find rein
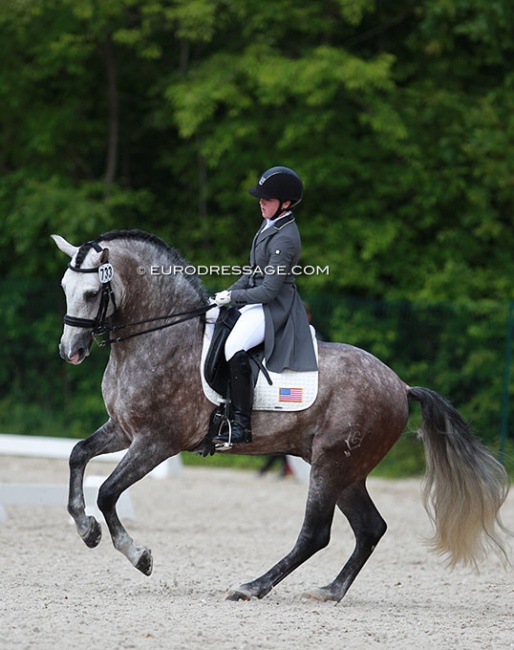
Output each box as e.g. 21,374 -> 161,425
64,241 -> 215,347
96,304 -> 215,347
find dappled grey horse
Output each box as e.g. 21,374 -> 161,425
52,229 -> 510,603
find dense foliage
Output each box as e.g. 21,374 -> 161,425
1,0 -> 513,459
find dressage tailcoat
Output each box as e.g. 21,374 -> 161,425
228,212 -> 318,373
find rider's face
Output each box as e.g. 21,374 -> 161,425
259,198 -> 280,219
259,198 -> 290,219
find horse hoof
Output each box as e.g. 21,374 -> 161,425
82,517 -> 102,548
225,581 -> 272,601
135,549 -> 153,576
300,588 -> 339,603
224,588 -> 252,601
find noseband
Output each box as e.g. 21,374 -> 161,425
63,240 -> 215,346
63,241 -> 117,335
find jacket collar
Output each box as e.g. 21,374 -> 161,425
258,212 -> 295,236
271,211 -> 295,230
254,212 -> 295,245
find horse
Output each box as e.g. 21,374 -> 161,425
51,229 -> 510,603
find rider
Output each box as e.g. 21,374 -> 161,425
213,166 -> 318,444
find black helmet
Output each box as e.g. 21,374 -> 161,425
248,166 -> 303,208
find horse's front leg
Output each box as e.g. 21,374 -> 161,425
68,419 -> 129,548
96,438 -> 175,576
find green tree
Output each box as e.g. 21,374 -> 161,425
1,0 -> 514,448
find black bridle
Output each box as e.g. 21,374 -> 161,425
64,242 -> 215,347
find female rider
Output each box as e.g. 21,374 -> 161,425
213,166 -> 318,444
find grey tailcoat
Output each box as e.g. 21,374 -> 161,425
228,212 -> 318,373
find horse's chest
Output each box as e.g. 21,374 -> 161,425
102,356 -> 190,430
102,359 -> 156,415
100,337 -> 207,440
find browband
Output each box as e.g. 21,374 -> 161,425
68,240 -> 105,273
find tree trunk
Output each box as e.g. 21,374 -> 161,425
102,35 -> 119,195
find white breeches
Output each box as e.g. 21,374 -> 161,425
224,304 -> 265,361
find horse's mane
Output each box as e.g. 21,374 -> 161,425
74,229 -> 207,303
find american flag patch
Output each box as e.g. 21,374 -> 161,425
279,387 -> 303,403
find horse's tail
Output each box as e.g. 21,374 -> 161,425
407,386 -> 511,569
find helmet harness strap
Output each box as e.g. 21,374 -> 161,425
271,200 -> 287,221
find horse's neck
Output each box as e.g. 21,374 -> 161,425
107,312 -> 205,387
114,246 -> 204,322
111,257 -> 206,369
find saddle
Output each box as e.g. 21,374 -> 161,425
198,306 -> 318,456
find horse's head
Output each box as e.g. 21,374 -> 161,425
52,234 -> 118,365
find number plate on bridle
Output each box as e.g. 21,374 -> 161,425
98,263 -> 114,284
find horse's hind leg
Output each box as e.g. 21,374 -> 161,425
68,419 -> 129,548
304,479 -> 387,603
226,468 -> 338,601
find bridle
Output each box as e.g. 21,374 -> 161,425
63,241 -> 215,347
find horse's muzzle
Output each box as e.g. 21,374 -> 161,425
59,332 -> 92,365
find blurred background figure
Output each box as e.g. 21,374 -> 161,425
258,454 -> 293,478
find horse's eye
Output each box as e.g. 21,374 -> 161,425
84,290 -> 100,301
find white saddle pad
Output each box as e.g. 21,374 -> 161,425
200,309 -> 319,412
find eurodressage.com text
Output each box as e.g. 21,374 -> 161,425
143,264 -> 330,277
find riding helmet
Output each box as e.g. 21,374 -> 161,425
248,166 -> 303,207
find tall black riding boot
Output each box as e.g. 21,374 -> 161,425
214,350 -> 253,444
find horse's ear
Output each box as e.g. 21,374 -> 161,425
100,247 -> 110,263
51,234 -> 79,259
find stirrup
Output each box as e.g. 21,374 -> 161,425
214,419 -> 234,451
213,421 -> 252,448
213,420 -> 234,451
207,399 -> 233,450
